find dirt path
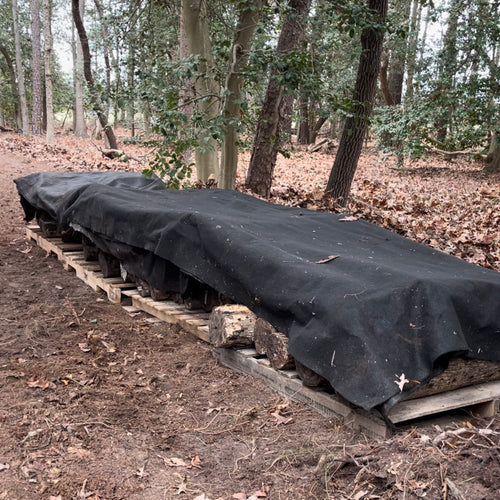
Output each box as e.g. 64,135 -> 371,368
0,138 -> 498,499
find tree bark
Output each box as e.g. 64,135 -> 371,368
484,131 -> 500,174
12,0 -> 30,135
72,0 -> 87,137
31,0 -> 43,135
297,93 -> 311,144
182,0 -> 219,182
71,0 -> 117,149
254,318 -> 295,370
405,0 -> 421,102
219,0 -> 262,189
379,50 -> 394,105
93,0 -> 114,114
43,0 -> 54,144
245,0 -> 312,198
325,0 -> 388,205
0,43 -> 21,128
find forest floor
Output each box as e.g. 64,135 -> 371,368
0,131 -> 498,500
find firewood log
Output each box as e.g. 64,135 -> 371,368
209,304 -> 256,348
254,318 -> 295,370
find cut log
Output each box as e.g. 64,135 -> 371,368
36,211 -> 60,238
404,357 -> 500,400
254,318 -> 295,370
82,235 -> 99,261
209,304 -> 256,348
295,360 -> 328,388
97,251 -> 121,278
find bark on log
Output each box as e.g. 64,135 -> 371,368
295,360 -> 328,388
82,235 -> 99,261
254,318 -> 295,370
209,304 -> 256,348
97,251 -> 121,278
405,358 -> 500,400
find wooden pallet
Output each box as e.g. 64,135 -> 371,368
27,225 -> 500,438
214,347 -> 500,438
27,225 -> 137,304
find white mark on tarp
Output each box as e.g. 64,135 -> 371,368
330,350 -> 336,367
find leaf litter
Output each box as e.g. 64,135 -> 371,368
0,133 -> 498,499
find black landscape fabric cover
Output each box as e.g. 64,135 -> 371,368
15,172 -> 500,413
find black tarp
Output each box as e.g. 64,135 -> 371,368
14,172 -> 500,414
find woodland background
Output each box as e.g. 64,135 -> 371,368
0,0 -> 499,202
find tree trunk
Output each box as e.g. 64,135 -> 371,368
72,0 -> 87,137
297,94 -> 311,144
0,43 -> 21,128
435,0 -> 461,143
405,0 -> 421,102
72,0 -> 117,149
182,0 -> 219,182
379,50 -> 394,105
43,0 -> 54,144
93,0 -> 113,113
484,131 -> 500,174
127,41 -> 135,137
325,0 -> 388,205
31,0 -> 43,135
220,0 -> 262,189
245,0 -> 312,198
12,0 -> 30,135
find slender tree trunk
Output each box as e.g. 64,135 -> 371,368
0,43 -> 21,127
127,41 -> 136,137
72,0 -> 87,137
182,0 -> 219,182
31,0 -> 43,134
12,0 -> 30,135
379,50 -> 394,105
72,0 -> 117,149
93,0 -> 113,112
405,0 -> 421,102
325,0 -> 388,205
178,9 -> 193,162
43,0 -> 54,144
219,0 -> 262,189
435,0 -> 461,142
246,0 -> 312,198
297,93 -> 311,144
310,115 -> 327,144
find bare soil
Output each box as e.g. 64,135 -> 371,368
0,133 -> 498,499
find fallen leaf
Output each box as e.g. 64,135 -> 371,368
190,454 -> 202,469
270,411 -> 293,426
232,494 -> 247,500
315,255 -> 339,264
163,457 -> 188,468
173,473 -> 188,494
101,341 -> 116,353
250,485 -> 270,498
11,357 -> 26,364
339,215 -> 359,221
0,463 -> 10,471
135,465 -> 149,478
78,342 -> 92,352
27,375 -> 56,390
